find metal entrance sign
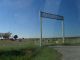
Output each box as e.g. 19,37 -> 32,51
40,11 -> 64,47
40,12 -> 64,20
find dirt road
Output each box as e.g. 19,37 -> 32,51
51,46 -> 80,60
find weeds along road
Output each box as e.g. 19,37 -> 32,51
50,46 -> 80,60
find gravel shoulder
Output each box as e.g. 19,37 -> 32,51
50,46 -> 80,60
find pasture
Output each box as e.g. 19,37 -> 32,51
0,37 -> 79,60
26,37 -> 80,46
0,37 -> 80,49
0,39 -> 62,60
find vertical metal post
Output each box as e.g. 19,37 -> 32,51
62,20 -> 64,43
40,17 -> 42,47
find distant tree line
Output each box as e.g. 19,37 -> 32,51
0,32 -> 18,40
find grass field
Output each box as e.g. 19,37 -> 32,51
0,40 -> 62,60
39,37 -> 80,46
32,47 -> 62,60
0,37 -> 79,60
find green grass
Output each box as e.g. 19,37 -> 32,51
0,40 -> 62,60
0,40 -> 37,51
0,47 -> 62,60
32,47 -> 62,60
0,48 -> 36,60
1,38 -> 80,60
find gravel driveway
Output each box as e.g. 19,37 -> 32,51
51,46 -> 80,60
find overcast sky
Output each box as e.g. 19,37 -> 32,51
0,0 -> 80,38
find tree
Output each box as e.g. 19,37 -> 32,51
14,35 -> 18,40
3,32 -> 12,39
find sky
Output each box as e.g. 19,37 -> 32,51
0,0 -> 80,38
